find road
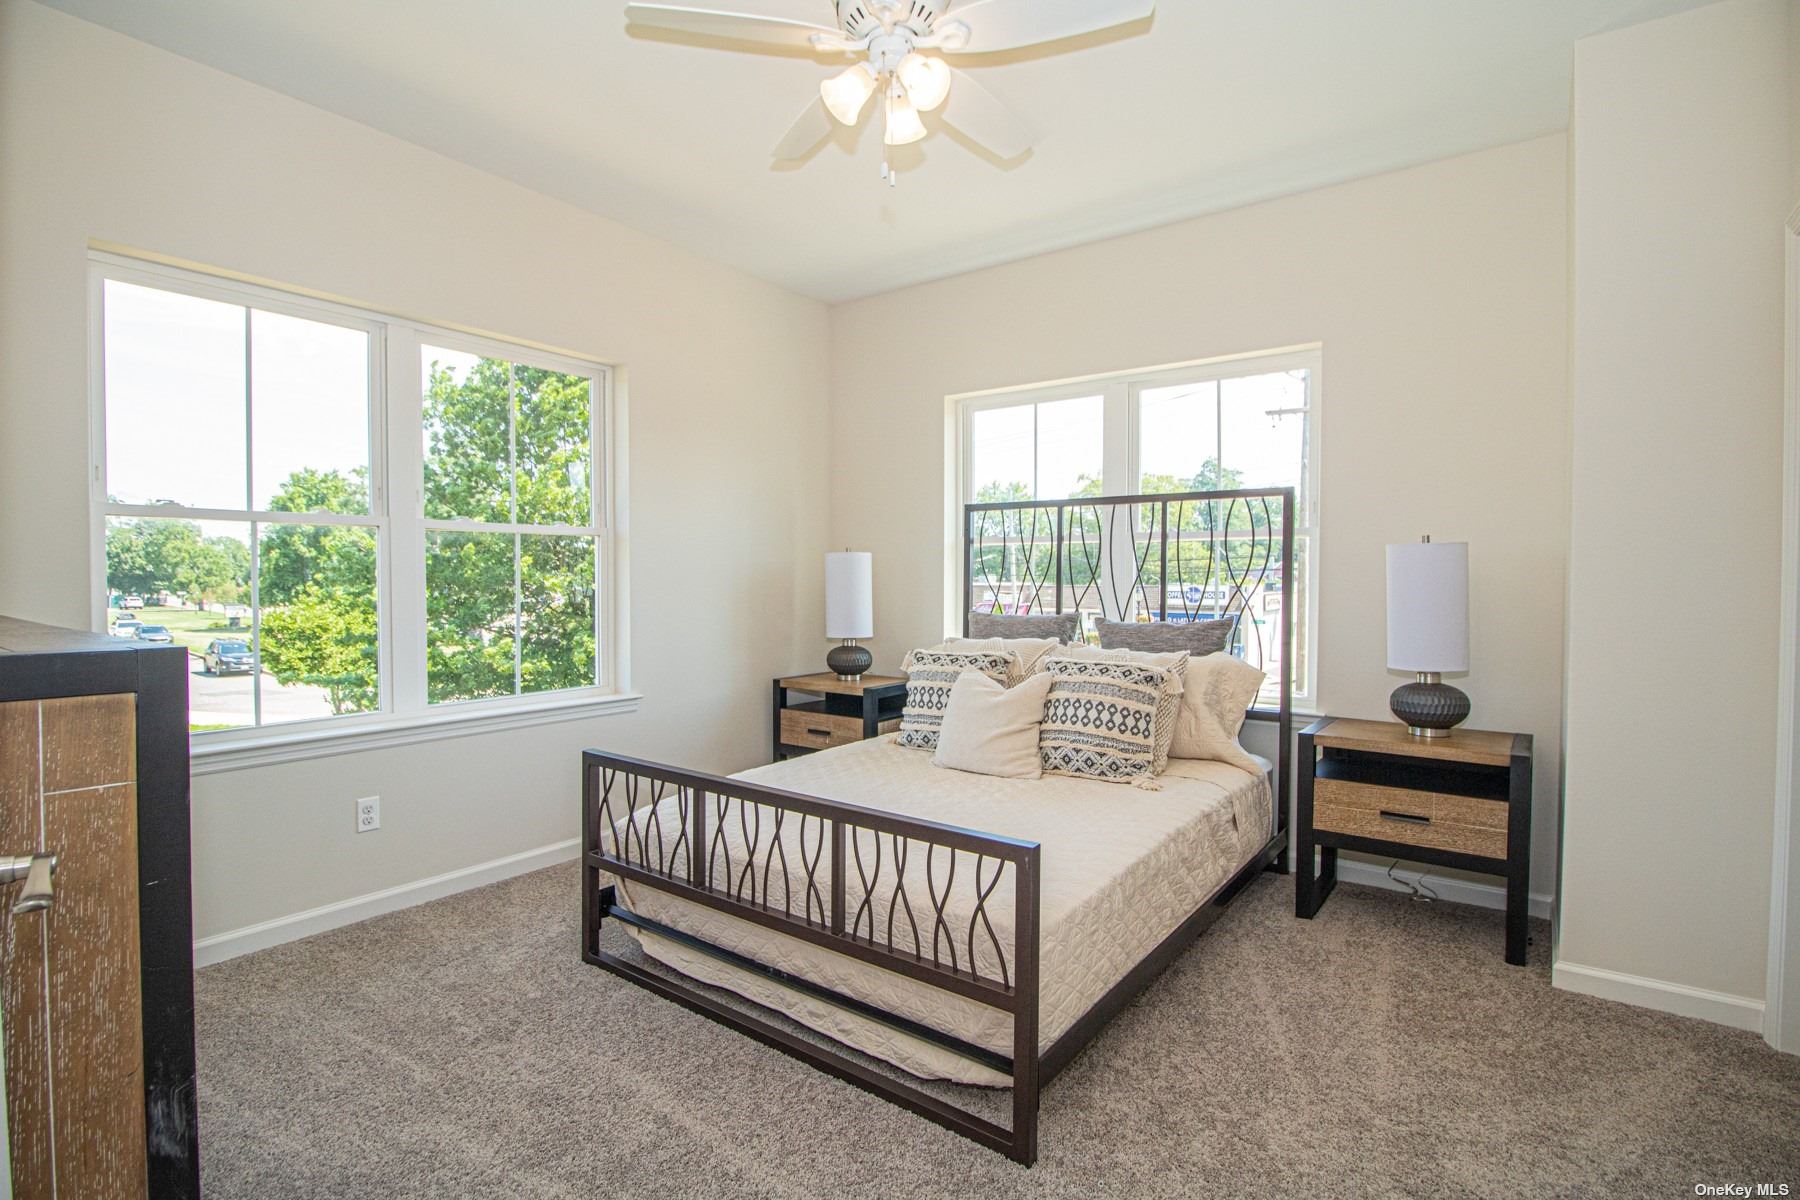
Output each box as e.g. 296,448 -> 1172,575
187,658 -> 336,726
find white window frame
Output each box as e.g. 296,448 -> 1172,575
952,345 -> 1323,705
87,252 -> 635,774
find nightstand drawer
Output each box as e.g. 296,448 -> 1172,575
780,709 -> 864,749
778,708 -> 900,751
1314,776 -> 1507,859
1314,777 -> 1509,830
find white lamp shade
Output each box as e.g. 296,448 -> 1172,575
825,552 -> 873,640
1386,541 -> 1469,673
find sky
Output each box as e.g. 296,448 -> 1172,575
104,280 -> 371,537
968,369 -> 1310,506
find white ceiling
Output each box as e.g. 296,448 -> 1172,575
39,0 -> 1715,302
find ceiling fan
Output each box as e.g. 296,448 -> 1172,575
624,0 -> 1156,184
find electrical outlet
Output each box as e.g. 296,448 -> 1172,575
356,796 -> 380,833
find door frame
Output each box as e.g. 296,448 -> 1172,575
1770,210 -> 1800,1054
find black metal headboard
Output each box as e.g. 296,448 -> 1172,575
962,487 -> 1295,827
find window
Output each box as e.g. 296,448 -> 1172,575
90,255 -> 620,749
957,349 -> 1320,704
421,346 -> 598,704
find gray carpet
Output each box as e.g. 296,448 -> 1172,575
195,864 -> 1800,1198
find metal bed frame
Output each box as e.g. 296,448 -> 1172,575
581,488 -> 1294,1167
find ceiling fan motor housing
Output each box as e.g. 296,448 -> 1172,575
837,1 -> 943,39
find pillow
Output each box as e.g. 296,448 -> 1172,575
895,649 -> 1018,751
966,610 -> 1082,644
939,636 -> 1060,679
1096,617 -> 1236,657
1170,652 -> 1267,775
1038,656 -> 1171,784
932,670 -> 1055,779
1044,642 -> 1189,773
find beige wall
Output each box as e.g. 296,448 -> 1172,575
0,0 -> 831,942
1560,0 -> 1789,1016
829,136 -> 1572,898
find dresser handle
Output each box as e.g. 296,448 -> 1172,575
807,728 -> 832,738
1379,810 -> 1430,826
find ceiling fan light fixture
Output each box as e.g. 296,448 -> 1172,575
820,63 -> 878,126
892,53 -> 950,113
883,88 -> 927,146
896,52 -> 951,112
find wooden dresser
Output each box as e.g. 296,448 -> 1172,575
1295,716 -> 1534,965
0,617 -> 198,1198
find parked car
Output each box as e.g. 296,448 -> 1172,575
110,617 -> 142,638
132,624 -> 173,644
121,594 -> 145,609
203,639 -> 254,675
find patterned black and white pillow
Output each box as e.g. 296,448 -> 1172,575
895,650 -> 1018,751
1038,656 -> 1171,783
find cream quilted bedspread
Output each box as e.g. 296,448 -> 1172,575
609,737 -> 1271,1087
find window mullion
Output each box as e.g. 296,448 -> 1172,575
1101,382 -> 1131,496
244,310 -> 260,726
387,324 -> 429,715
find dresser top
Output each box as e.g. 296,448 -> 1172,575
0,615 -> 142,657
1309,717 -> 1526,766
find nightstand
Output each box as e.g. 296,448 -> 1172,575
773,673 -> 907,761
1296,716 -> 1534,965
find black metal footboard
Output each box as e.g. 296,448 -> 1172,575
580,751 -> 1044,1165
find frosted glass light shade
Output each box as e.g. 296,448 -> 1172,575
821,63 -> 877,125
1386,541 -> 1469,673
898,53 -> 951,111
826,552 -> 873,639
884,91 -> 927,145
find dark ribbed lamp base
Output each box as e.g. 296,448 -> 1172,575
826,641 -> 872,682
1389,674 -> 1471,738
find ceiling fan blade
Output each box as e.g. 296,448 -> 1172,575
771,96 -> 836,161
625,4 -> 842,49
941,0 -> 1154,54
938,69 -> 1031,159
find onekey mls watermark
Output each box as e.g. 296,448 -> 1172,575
1694,1185 -> 1792,1197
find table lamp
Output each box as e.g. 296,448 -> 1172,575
825,551 -> 873,680
1386,536 -> 1470,737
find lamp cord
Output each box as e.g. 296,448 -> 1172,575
1386,858 -> 1438,903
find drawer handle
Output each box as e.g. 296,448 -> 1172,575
1379,810 -> 1431,826
807,728 -> 832,738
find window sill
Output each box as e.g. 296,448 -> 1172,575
189,690 -> 642,776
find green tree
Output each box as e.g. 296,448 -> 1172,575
105,519 -> 165,597
106,517 -> 246,603
179,537 -> 249,610
258,468 -> 373,606
422,356 -> 595,703
259,586 -> 379,715
974,480 -> 1030,504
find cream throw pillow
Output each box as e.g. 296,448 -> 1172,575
932,670 -> 1055,779
939,636 -> 1061,680
1170,652 -> 1266,774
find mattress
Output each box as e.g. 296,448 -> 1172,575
608,737 -> 1272,1087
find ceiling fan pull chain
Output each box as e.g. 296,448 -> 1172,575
882,83 -> 895,186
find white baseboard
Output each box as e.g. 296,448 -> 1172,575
1552,960 -> 1766,1033
193,837 -> 581,968
1333,857 -> 1555,921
